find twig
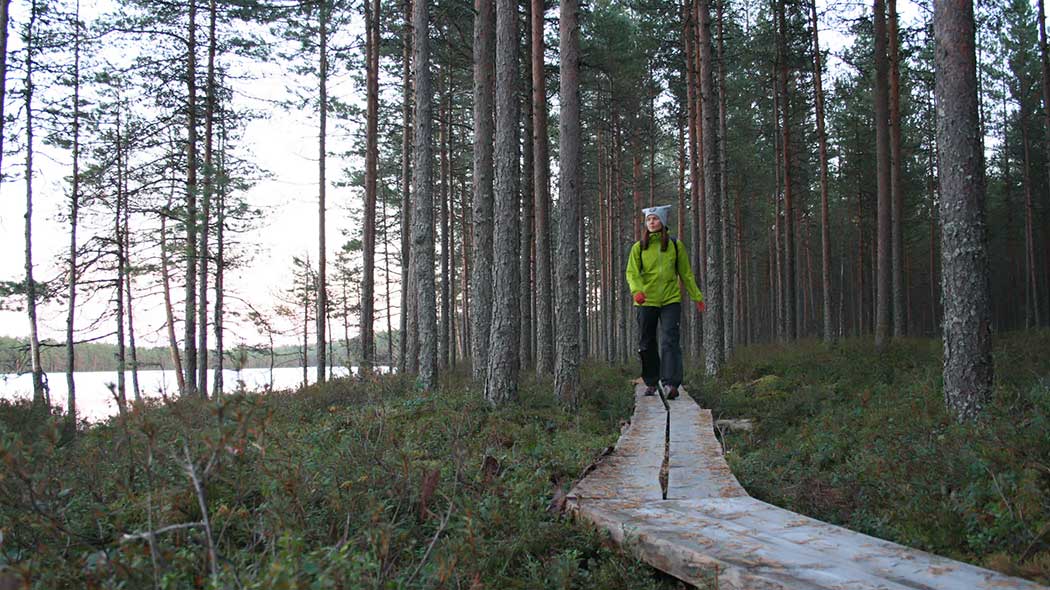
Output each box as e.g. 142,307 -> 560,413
406,492 -> 455,585
182,442 -> 219,580
121,521 -> 205,543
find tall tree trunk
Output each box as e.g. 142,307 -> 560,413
0,0 -> 11,173
213,125 -> 226,396
162,189 -> 186,394
777,0 -> 796,342
114,108 -> 128,414
889,0 -> 905,338
399,0 -> 414,372
23,0 -> 45,408
934,0 -> 993,421
717,0 -> 732,354
520,9 -> 535,372
316,1 -> 329,384
810,0 -> 833,344
556,0 -> 581,407
197,0 -> 217,399
362,0 -> 380,374
873,0 -> 892,349
683,0 -> 703,357
697,0 -> 723,375
1022,117 -> 1041,327
184,0 -> 199,397
532,0 -> 554,376
123,170 -> 142,403
65,0 -> 83,433
471,0 -> 494,381
411,0 -> 438,390
486,0 -> 520,404
439,65 -> 451,369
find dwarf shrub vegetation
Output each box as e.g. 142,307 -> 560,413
0,365 -> 683,589
691,331 -> 1050,585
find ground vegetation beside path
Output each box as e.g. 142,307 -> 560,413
0,365 -> 686,589
692,330 -> 1050,586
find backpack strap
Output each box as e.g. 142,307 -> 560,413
638,237 -> 679,275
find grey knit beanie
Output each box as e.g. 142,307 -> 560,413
642,205 -> 671,229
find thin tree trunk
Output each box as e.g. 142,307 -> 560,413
471,0 -> 494,380
162,189 -> 186,394
122,161 -> 142,403
213,125 -> 226,396
776,0 -> 796,342
889,0 -> 905,338
532,0 -> 554,376
362,0 -> 380,374
683,0 -> 702,356
1022,119 -> 1042,327
810,0 -> 833,344
934,0 -> 993,421
411,0 -> 438,390
439,65 -> 451,369
873,0 -> 892,349
399,0 -> 414,372
556,0 -> 581,406
114,108 -> 128,414
64,0 -> 82,433
486,0 -> 520,404
23,0 -> 45,407
197,0 -> 217,399
184,0 -> 199,397
0,0 -> 11,173
717,0 -> 732,354
316,1 -> 329,384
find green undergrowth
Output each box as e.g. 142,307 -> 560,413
0,364 -> 686,589
690,331 -> 1050,585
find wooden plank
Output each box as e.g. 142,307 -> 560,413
568,386 -> 1048,590
569,384 -> 666,502
667,388 -> 747,500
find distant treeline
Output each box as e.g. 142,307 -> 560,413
0,333 -> 399,375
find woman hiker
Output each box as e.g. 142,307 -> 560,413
625,205 -> 705,400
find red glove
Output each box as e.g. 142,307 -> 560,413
696,300 -> 706,313
633,292 -> 646,305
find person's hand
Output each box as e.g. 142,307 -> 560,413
633,292 -> 646,304
696,300 -> 706,313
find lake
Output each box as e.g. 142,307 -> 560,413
0,366 -> 388,423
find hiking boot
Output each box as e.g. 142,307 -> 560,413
643,385 -> 657,396
666,386 -> 679,400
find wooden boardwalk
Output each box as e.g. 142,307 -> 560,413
567,385 -> 1048,590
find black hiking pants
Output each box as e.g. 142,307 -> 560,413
636,302 -> 682,388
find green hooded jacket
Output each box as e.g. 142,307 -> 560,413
625,233 -> 704,307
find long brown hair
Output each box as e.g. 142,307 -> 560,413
640,226 -> 669,252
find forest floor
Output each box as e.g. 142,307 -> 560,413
0,364 -> 685,589
690,329 -> 1050,587
2,331 -> 1047,589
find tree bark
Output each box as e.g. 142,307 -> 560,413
556,0 -> 581,407
934,0 -> 993,421
411,0 -> 438,390
439,65 -> 451,369
532,0 -> 554,376
316,1 -> 329,384
184,0 -> 199,397
399,0 -> 414,372
777,0 -> 796,343
520,8 -> 535,372
485,0 -> 520,404
65,0 -> 82,433
471,0 -> 494,381
810,0 -> 833,344
889,0 -> 905,338
197,0 -> 217,399
873,0 -> 892,349
24,0 -> 45,407
0,0 -> 11,173
162,189 -> 186,395
362,0 -> 380,374
213,124 -> 226,396
697,0 -> 723,375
